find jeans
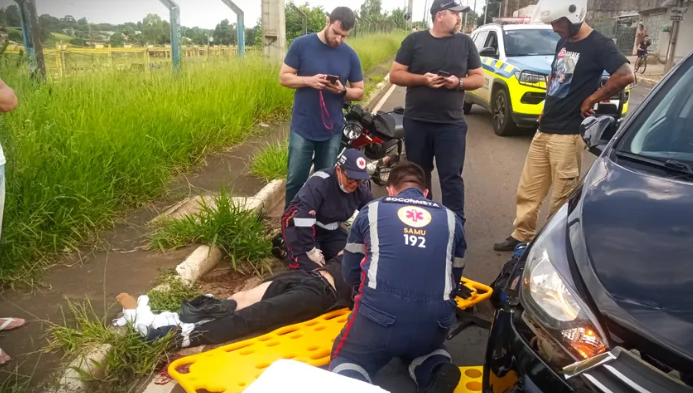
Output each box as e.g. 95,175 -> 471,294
0,164 -> 5,244
285,131 -> 342,209
403,118 -> 468,224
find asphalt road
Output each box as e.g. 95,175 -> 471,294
366,83 -> 652,392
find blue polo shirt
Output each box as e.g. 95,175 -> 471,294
284,33 -> 364,142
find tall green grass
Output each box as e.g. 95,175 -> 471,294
0,32 -> 406,285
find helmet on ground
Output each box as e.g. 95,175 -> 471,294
531,0 -> 587,25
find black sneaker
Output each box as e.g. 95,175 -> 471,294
420,363 -> 462,393
179,295 -> 237,323
493,236 -> 521,252
271,232 -> 289,261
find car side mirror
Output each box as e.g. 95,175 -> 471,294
479,46 -> 498,58
580,116 -> 618,156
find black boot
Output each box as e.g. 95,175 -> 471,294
493,236 -> 521,252
271,232 -> 289,261
420,363 -> 461,393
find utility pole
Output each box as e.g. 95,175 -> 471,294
261,0 -> 286,63
408,0 -> 414,30
15,0 -> 45,80
665,0 -> 684,73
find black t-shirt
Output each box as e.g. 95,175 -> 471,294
319,255 -> 353,309
395,31 -> 482,123
540,30 -> 629,134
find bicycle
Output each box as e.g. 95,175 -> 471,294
634,53 -> 648,74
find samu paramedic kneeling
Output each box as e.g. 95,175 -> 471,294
330,162 -> 467,393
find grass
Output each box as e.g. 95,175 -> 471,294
0,30 -> 406,287
44,300 -> 176,393
147,269 -> 202,312
249,140 -> 289,182
149,189 -> 274,276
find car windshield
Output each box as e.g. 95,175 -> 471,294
619,57 -> 693,166
503,29 -> 560,56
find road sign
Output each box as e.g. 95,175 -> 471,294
671,7 -> 687,22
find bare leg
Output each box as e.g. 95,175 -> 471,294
229,282 -> 272,311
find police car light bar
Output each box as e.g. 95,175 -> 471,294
492,17 -> 531,25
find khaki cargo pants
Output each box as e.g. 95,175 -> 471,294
511,131 -> 585,243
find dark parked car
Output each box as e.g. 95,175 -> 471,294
482,51 -> 693,393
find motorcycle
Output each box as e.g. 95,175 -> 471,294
336,101 -> 406,187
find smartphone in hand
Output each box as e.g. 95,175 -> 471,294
437,70 -> 452,78
326,75 -> 339,84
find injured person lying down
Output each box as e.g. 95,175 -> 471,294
141,252 -> 352,349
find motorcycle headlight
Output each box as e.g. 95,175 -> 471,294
514,70 -> 548,88
343,121 -> 363,140
520,203 -> 608,361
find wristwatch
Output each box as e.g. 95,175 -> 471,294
458,78 -> 464,91
341,86 -> 347,96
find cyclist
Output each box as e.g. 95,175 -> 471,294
637,35 -> 651,59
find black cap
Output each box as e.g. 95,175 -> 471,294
430,0 -> 470,16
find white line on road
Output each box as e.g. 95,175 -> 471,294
372,83 -> 398,114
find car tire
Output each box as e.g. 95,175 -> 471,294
492,87 -> 521,137
463,102 -> 473,114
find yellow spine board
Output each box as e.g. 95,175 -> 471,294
169,279 -> 493,393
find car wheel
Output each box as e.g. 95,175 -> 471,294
463,102 -> 473,114
492,87 -> 521,137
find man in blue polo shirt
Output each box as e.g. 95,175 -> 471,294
279,6 -> 365,208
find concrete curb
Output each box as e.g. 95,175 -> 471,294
50,180 -> 287,393
636,76 -> 659,87
363,73 -> 392,111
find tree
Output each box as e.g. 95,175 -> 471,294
4,5 -> 21,27
109,32 -> 125,47
360,0 -> 383,19
142,14 -> 164,44
386,7 -> 408,29
213,19 -> 237,45
285,3 -> 327,41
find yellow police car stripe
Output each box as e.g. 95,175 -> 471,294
504,64 -> 515,73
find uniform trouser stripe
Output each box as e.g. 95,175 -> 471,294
366,201 -> 380,290
408,349 -> 452,385
332,363 -> 372,383
444,209 -> 456,299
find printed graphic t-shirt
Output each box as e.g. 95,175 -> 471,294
284,33 -> 364,142
540,30 -> 629,135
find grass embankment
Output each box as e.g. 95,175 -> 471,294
0,31 -> 406,287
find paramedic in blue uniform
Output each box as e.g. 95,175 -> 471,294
330,162 -> 467,393
281,148 -> 373,271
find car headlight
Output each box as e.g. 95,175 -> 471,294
514,70 -> 547,88
520,203 -> 608,361
343,120 -> 363,140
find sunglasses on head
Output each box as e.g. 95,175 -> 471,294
440,0 -> 462,8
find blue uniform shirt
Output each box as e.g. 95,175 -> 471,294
285,167 -> 373,255
343,188 -> 467,302
283,33 -> 364,142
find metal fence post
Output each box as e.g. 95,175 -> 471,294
15,0 -> 46,79
159,0 -> 182,71
221,0 -> 246,58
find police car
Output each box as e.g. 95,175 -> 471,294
465,21 -> 630,136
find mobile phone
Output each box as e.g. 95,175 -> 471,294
437,70 -> 452,77
326,75 -> 339,84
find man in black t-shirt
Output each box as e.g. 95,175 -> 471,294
494,0 -> 634,251
389,0 -> 483,225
